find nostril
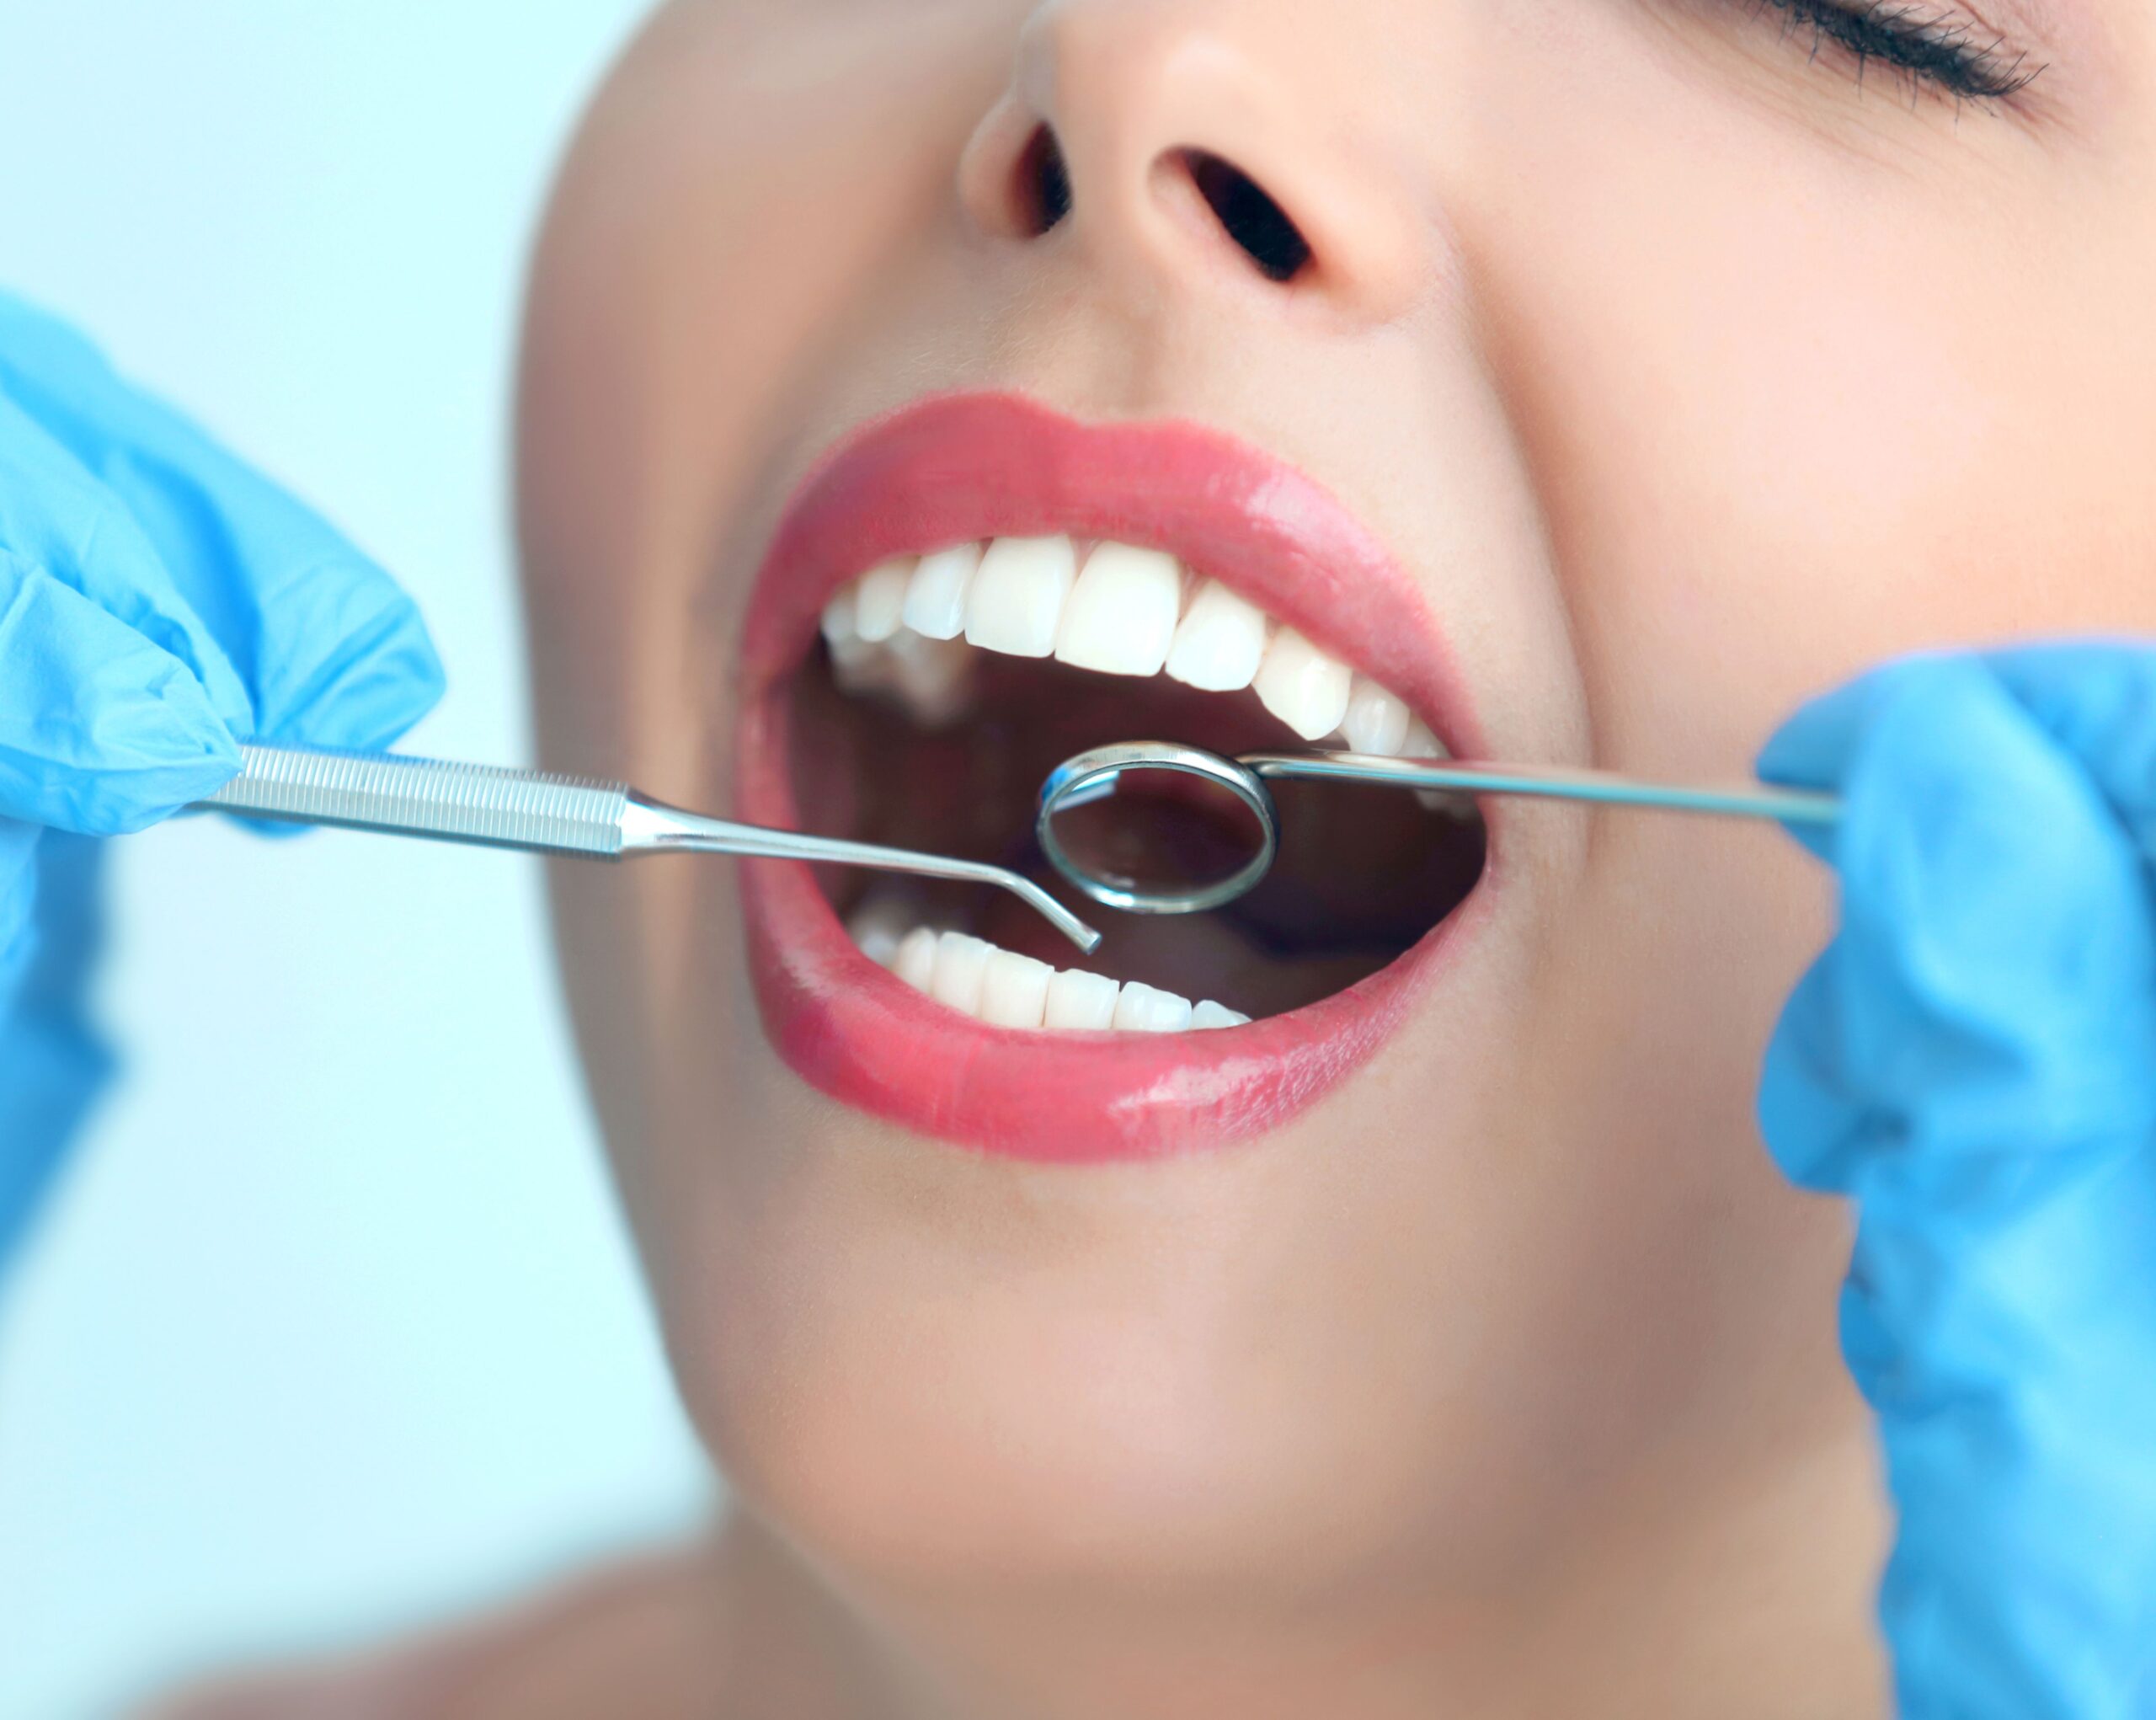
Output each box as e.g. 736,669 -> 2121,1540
1018,125 -> 1073,237
1179,150 -> 1310,284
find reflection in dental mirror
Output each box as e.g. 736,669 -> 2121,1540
1040,759 -> 1273,912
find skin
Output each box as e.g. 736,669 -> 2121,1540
158,0 -> 2156,1713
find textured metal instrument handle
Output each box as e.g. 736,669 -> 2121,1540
197,744 -> 632,857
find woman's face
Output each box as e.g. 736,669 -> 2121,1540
518,0 -> 2155,1681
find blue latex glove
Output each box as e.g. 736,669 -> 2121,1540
1,293 -> 442,1265
1758,642 -> 2156,1719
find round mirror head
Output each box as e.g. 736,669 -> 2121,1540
1036,741 -> 1278,915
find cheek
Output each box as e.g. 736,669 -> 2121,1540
1458,19 -> 2156,767
518,3 -> 1024,1180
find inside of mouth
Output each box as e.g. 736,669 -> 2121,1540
1044,765 -> 1276,905
786,606 -> 1487,1028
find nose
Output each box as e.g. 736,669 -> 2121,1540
958,0 -> 1433,323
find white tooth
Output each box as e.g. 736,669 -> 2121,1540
1401,718 -> 1449,761
1254,628 -> 1353,741
894,927 -> 939,992
853,557 -> 914,643
1190,1000 -> 1251,1029
1043,967 -> 1120,1030
902,542 -> 981,640
1401,718 -> 1464,813
820,583 -> 860,647
830,632 -> 894,697
1343,676 -> 1412,756
964,535 -> 1078,658
979,948 -> 1054,1028
930,932 -> 994,1014
888,630 -> 976,728
847,896 -> 913,967
1053,542 -> 1182,676
1111,980 -> 1195,1033
1164,579 -> 1268,692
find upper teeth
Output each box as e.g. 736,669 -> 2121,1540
819,534 -> 1447,753
823,537 -> 1463,1034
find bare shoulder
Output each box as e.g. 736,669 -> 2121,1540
136,1545 -> 731,1720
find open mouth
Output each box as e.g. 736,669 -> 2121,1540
800,540 -> 1486,1029
735,393 -> 1496,1161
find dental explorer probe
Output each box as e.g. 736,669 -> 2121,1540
194,743 -> 1102,953
1037,740 -> 1843,916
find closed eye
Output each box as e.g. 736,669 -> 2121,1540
1731,0 -> 2043,102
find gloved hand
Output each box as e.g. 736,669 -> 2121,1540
1,292 -> 442,1264
1758,642 -> 2156,1720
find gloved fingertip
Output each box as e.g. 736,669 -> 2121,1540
1767,809 -> 1839,866
1758,687 -> 1875,868
1758,655 -> 1992,865
385,606 -> 449,726
1757,655 -> 1956,790
124,698 -> 243,840
82,665 -> 243,834
1757,959 -> 1872,1194
1758,694 -> 1862,791
245,557 -> 447,752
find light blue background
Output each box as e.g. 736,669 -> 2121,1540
0,7 -> 710,1715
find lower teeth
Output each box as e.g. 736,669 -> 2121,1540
850,905 -> 1250,1035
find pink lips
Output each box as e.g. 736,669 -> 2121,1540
735,393 -> 1489,1162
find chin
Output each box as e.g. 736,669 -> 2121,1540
646,1091 -> 1595,1610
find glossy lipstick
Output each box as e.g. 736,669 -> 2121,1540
735,393 -> 1491,1162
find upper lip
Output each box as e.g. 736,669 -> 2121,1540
734,391 -> 1493,1162
737,396 -> 1484,756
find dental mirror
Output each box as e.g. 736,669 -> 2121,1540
1038,740 -> 1843,916
1035,740 -> 1278,916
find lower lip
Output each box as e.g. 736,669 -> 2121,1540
734,395 -> 1492,1163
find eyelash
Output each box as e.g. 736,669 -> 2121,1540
1740,0 -> 2043,102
